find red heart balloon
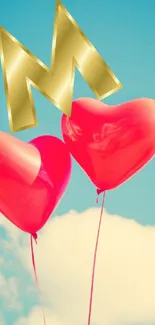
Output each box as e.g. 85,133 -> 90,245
0,133 -> 71,235
61,98 -> 155,191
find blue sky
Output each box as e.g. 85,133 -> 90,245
0,1 -> 155,324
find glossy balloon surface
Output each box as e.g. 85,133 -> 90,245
0,134 -> 71,234
62,98 -> 155,190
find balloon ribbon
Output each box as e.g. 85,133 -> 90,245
30,234 -> 47,325
87,191 -> 105,325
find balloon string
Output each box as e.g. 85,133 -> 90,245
87,191 -> 105,325
30,235 -> 47,325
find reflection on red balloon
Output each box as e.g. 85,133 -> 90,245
62,97 -> 155,191
0,133 -> 71,235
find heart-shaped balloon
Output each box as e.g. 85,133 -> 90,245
61,98 -> 155,191
0,133 -> 71,235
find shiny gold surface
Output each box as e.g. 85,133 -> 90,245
0,0 -> 122,132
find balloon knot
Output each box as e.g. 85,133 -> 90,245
32,233 -> 38,244
96,188 -> 104,196
96,189 -> 105,204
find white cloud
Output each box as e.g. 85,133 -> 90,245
14,307 -> 65,325
0,274 -> 21,310
0,312 -> 5,325
1,208 -> 155,325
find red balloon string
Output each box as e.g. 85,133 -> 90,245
87,191 -> 105,325
30,234 -> 47,325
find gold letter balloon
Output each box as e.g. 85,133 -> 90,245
0,0 -> 122,132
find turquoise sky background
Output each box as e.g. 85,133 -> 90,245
0,0 -> 155,324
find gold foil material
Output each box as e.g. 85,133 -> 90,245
0,0 -> 122,132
